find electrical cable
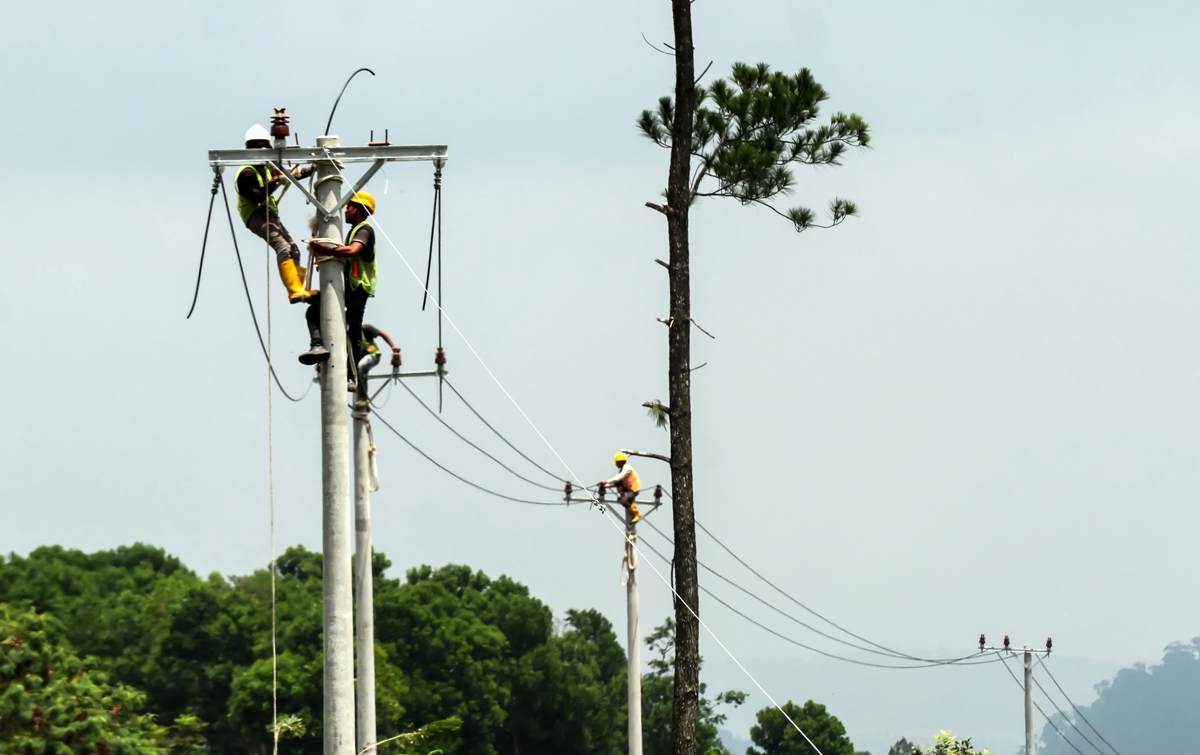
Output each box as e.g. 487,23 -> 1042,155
692,517 -> 970,664
370,409 -> 569,506
442,378 -> 567,483
1030,671 -> 1109,755
325,68 -> 375,136
186,175 -> 220,319
218,175 -> 311,403
1039,660 -> 1124,755
647,513 -> 996,664
995,652 -> 1090,755
395,377 -> 563,492
638,519 -> 1000,669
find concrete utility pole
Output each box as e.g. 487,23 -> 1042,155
208,123 -> 447,755
980,636 -> 1052,755
314,135 -> 356,755
353,406 -> 377,755
625,506 -> 642,755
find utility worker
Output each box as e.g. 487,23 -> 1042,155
601,452 -> 641,523
358,324 -> 400,382
308,192 -> 378,378
237,124 -> 317,304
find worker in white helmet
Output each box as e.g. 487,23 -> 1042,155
236,124 -> 317,305
601,452 -> 641,523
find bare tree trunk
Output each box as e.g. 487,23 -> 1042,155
666,2 -> 698,755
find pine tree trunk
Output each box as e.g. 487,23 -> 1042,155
666,2 -> 699,755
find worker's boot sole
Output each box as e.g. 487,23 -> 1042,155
298,347 -> 330,365
288,291 -> 319,304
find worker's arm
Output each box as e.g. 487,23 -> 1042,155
327,240 -> 365,258
603,467 -> 631,487
375,329 -> 398,351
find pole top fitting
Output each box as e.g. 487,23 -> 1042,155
317,135 -> 341,149
270,108 -> 290,148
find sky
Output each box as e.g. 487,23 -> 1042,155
3,2 -> 1200,754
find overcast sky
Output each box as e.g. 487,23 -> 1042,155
4,2 -> 1199,753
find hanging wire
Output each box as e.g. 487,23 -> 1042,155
443,377 -> 568,482
996,653 -> 1091,755
1039,660 -> 1124,755
186,174 -> 221,319
325,68 -> 376,136
395,378 -> 563,492
371,409 -> 570,506
218,174 -> 311,402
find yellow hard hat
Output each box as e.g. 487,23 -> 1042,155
614,452 -> 628,463
347,191 -> 376,214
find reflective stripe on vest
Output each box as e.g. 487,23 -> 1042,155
621,467 -> 641,494
346,221 -> 377,296
235,165 -> 280,225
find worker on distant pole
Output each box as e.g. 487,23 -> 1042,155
236,125 -> 317,304
358,324 -> 400,382
602,453 -> 641,523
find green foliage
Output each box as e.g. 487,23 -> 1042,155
638,62 -> 869,231
0,605 -> 164,754
0,545 -> 631,755
644,400 -> 670,430
748,700 -> 856,755
641,618 -> 746,755
911,731 -> 987,755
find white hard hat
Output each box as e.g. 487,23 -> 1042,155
244,124 -> 271,145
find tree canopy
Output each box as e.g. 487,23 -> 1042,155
747,700 -> 856,755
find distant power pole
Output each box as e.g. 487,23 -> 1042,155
208,118 -> 447,755
981,635 -> 1053,755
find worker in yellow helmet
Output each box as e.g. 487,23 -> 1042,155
237,125 -> 317,304
306,192 -> 378,391
601,452 -> 641,523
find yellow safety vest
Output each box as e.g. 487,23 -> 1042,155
346,221 -> 377,296
620,467 -> 641,494
235,165 -> 279,225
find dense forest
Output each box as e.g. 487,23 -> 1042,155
0,544 -> 859,755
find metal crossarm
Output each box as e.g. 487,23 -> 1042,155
207,144 -> 448,167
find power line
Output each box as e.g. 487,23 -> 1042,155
692,518 -> 966,664
395,377 -> 563,492
443,378 -> 565,483
1039,660 -> 1124,755
371,409 -> 569,507
637,519 -> 999,669
217,175 -> 310,403
1030,672 -> 1109,755
996,653 -> 1090,755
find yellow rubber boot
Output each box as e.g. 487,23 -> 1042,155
630,503 -> 641,523
278,259 -> 318,303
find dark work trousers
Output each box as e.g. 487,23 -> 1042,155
304,295 -> 321,348
345,284 -> 371,372
618,490 -> 638,510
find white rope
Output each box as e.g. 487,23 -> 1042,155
261,162 -> 280,755
320,150 -> 825,752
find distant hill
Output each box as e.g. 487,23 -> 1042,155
1038,639 -> 1200,755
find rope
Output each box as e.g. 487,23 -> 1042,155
218,175 -> 311,403
396,378 -> 563,492
185,174 -> 220,319
265,200 -> 280,755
